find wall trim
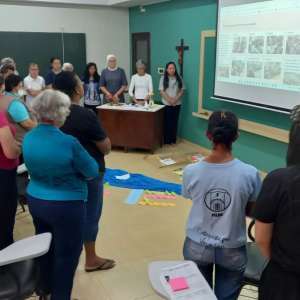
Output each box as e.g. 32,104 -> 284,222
195,30 -> 289,144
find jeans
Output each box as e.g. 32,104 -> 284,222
0,168 -> 17,250
183,237 -> 247,300
83,175 -> 104,242
27,196 -> 84,300
164,105 -> 181,144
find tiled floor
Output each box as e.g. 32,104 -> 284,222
15,141 -> 257,300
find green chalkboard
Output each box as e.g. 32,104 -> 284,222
202,36 -> 291,130
0,31 -> 86,78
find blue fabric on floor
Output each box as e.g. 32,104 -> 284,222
104,168 -> 182,195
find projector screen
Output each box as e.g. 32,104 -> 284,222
214,0 -> 300,112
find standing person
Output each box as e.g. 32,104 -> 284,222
159,62 -> 185,145
2,74 -> 37,142
23,63 -> 45,106
45,57 -> 62,88
254,120 -> 300,300
182,111 -> 261,300
23,90 -> 99,300
0,75 -> 21,250
54,71 -> 115,272
0,63 -> 15,79
100,54 -> 128,104
62,62 -> 74,72
0,57 -> 18,75
129,60 -> 153,105
82,62 -> 102,113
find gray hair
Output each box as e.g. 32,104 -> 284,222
62,62 -> 74,72
136,59 -> 146,69
1,57 -> 16,67
291,105 -> 300,122
31,90 -> 71,126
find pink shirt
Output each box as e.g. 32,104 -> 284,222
0,111 -> 19,169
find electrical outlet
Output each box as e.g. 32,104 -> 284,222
158,67 -> 164,75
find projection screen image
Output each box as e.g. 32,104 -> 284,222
214,0 -> 300,112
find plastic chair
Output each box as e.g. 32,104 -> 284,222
17,163 -> 29,213
240,220 -> 269,297
0,233 -> 52,300
148,260 -> 217,300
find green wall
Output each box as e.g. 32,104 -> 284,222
129,0 -> 290,172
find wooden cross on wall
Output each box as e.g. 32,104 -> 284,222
176,38 -> 189,77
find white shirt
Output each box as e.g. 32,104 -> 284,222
129,73 -> 153,100
159,76 -> 185,106
24,75 -> 45,104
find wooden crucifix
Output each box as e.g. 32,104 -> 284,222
176,38 -> 189,77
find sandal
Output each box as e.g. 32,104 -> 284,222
85,259 -> 116,272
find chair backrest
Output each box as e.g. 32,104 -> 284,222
248,219 -> 255,242
0,233 -> 52,267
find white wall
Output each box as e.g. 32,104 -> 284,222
0,3 -> 130,75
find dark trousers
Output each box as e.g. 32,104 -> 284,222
0,168 -> 17,250
84,175 -> 104,242
259,260 -> 300,300
164,105 -> 181,144
27,197 -> 84,300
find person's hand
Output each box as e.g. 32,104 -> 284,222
168,97 -> 177,106
112,94 -> 119,103
105,92 -> 113,101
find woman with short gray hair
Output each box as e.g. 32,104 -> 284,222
23,89 -> 98,300
30,89 -> 70,125
129,60 -> 153,105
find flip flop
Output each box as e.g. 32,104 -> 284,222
85,259 -> 116,272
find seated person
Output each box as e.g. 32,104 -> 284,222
23,63 -> 45,105
182,111 -> 261,300
129,60 -> 153,105
1,74 -> 36,142
255,120 -> 300,300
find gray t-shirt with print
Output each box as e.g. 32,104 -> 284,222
159,76 -> 185,106
182,159 -> 262,248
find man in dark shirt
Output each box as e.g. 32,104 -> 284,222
45,57 -> 62,88
255,121 -> 300,300
54,71 -> 115,273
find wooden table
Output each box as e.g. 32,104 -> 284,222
97,104 -> 165,152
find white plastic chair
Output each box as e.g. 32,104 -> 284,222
0,233 -> 52,300
148,260 -> 217,300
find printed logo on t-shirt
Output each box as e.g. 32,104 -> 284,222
204,188 -> 232,217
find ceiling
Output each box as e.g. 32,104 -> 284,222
1,0 -> 171,7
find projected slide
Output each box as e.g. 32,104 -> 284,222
215,0 -> 300,112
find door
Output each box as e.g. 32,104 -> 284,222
131,32 -> 151,74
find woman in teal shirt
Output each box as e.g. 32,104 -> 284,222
23,90 -> 98,300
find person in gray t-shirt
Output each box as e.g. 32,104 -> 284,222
159,62 -> 185,144
100,54 -> 128,104
182,111 -> 262,300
